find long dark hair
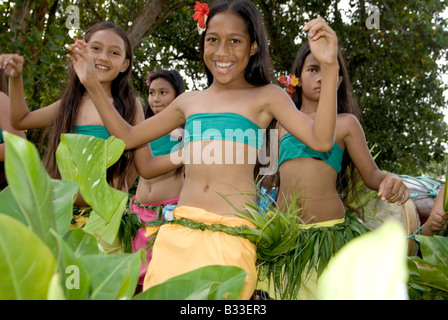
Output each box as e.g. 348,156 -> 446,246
199,0 -> 273,87
291,42 -> 364,218
42,21 -> 137,190
0,48 -> 6,190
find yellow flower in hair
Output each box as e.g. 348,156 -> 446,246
289,75 -> 299,87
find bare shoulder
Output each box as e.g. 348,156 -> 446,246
337,113 -> 365,142
258,83 -> 287,97
254,83 -> 293,112
171,90 -> 204,115
337,113 -> 362,128
171,90 -> 200,106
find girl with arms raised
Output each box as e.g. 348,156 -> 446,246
1,22 -> 144,207
274,42 -> 410,299
67,0 -> 340,299
0,22 -> 173,253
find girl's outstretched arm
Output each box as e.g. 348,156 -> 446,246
131,99 -> 183,179
270,18 -> 339,152
0,92 -> 27,161
0,54 -> 60,130
343,113 -> 410,205
135,144 -> 184,179
66,41 -> 185,150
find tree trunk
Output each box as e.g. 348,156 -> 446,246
127,0 -> 166,50
10,0 -> 33,43
127,0 -> 195,50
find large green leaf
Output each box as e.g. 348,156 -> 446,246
0,186 -> 26,225
317,221 -> 408,300
56,134 -> 128,244
3,132 -> 56,251
63,228 -> 100,257
133,265 -> 247,300
52,230 -> 92,300
83,200 -> 128,246
415,235 -> 448,266
0,214 -> 56,300
80,251 -> 143,300
407,235 -> 448,299
0,179 -> 78,239
47,273 -> 67,300
105,135 -> 127,169
52,179 -> 79,237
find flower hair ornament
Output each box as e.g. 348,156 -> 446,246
146,73 -> 154,86
192,1 -> 210,35
278,74 -> 299,98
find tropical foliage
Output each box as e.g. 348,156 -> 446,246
1,132 -> 448,300
0,132 -> 247,300
0,0 -> 447,175
408,235 -> 448,299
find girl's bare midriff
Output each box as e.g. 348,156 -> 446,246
278,157 -> 345,223
177,140 -> 258,216
135,171 -> 183,204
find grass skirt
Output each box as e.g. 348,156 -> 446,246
258,211 -> 371,300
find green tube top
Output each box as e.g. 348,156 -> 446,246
279,133 -> 343,173
150,134 -> 182,156
73,125 -> 110,140
183,113 -> 263,149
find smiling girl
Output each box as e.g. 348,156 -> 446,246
67,0 -> 340,299
1,22 -> 147,209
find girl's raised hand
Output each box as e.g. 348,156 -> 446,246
66,40 -> 96,85
302,18 -> 338,66
0,54 -> 24,78
377,174 -> 410,205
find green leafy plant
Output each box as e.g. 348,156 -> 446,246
0,132 -> 246,300
0,132 -> 143,300
407,235 -> 448,300
133,265 -> 246,300
56,134 -> 129,246
317,221 -> 409,300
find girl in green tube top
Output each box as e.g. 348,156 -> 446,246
65,0 -> 340,299
0,22 -> 156,207
272,42 -> 411,299
131,70 -> 185,292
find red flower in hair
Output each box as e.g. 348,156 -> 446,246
192,1 -> 210,34
278,74 -> 299,98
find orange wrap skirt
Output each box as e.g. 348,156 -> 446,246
142,206 -> 257,300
